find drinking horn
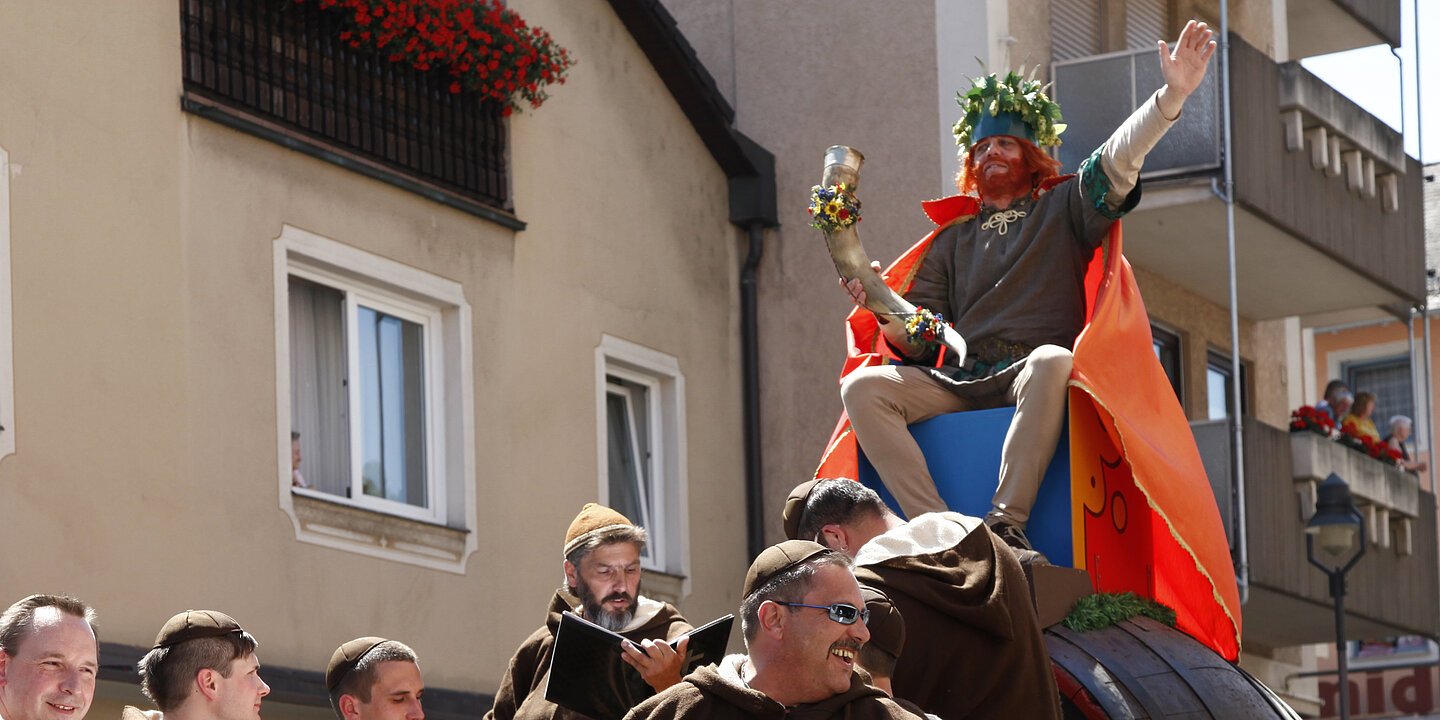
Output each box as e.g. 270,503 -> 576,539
820,145 -> 967,360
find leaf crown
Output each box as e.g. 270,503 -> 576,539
951,69 -> 1067,150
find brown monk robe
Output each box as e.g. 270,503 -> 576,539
854,513 -> 1061,720
488,591 -> 690,720
623,655 -> 922,720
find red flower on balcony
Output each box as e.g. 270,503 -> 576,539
301,0 -> 575,114
1289,405 -> 1335,436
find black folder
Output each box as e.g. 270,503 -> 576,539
544,612 -> 734,720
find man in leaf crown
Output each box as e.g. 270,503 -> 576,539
836,21 -> 1216,557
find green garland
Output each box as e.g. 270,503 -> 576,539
1062,592 -> 1177,633
951,70 -> 1066,149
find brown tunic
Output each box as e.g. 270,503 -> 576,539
486,592 -> 692,720
855,520 -> 1062,720
622,656 -> 924,720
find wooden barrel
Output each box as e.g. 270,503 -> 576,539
1046,617 -> 1300,719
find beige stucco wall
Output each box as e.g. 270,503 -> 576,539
0,0 -> 747,704
662,1 -> 945,544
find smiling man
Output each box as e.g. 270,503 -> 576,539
786,479 -> 1060,719
133,611 -> 270,720
0,595 -> 100,720
624,541 -> 922,720
326,638 -> 424,720
485,503 -> 691,720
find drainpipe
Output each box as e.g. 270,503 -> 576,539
740,222 -> 766,560
727,131 -> 778,560
1416,0 -> 1435,493
1218,0 -> 1249,605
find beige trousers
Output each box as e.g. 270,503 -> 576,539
839,344 -> 1073,524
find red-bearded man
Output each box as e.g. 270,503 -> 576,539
840,21 -> 1217,559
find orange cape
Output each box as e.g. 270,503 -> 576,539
814,190 -> 1242,660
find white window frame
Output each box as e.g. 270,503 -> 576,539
0,147 -> 14,462
274,224 -> 476,572
596,335 -> 689,586
288,263 -> 447,523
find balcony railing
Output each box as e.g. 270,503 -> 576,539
180,0 -> 511,216
1050,35 -> 1424,312
1192,417 -> 1439,647
1052,46 -> 1222,178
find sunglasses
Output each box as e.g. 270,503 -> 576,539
775,602 -> 870,626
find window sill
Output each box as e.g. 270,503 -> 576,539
286,491 -> 473,573
642,569 -> 689,606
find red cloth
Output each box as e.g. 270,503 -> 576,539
814,192 -> 1242,660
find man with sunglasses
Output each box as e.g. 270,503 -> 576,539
784,479 -> 1060,720
624,540 -> 922,720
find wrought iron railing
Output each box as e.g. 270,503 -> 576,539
180,0 -> 509,211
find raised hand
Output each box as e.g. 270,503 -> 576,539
1158,20 -> 1217,101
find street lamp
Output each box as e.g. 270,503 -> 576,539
1305,472 -> 1367,720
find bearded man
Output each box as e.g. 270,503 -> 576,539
486,503 -> 692,720
839,21 -> 1216,555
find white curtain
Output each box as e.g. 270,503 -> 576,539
289,276 -> 351,497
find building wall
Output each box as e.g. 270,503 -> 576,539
0,0 -> 748,704
660,0 -> 948,541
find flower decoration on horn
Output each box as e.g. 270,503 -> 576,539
808,182 -> 862,232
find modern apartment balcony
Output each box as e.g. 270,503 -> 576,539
1287,0 -> 1402,59
1192,418 -> 1439,649
1053,33 -> 1423,324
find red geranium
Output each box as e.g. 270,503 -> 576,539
301,0 -> 575,115
1290,405 -> 1334,436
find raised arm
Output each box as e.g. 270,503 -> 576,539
1097,20 -> 1217,207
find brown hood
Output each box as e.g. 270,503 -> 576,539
855,515 -> 1016,640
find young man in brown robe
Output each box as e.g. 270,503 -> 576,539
486,503 -> 691,720
326,638 -> 425,720
785,479 -> 1061,720
624,541 -> 923,720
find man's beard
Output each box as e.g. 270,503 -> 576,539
574,581 -> 638,632
975,156 -> 1033,202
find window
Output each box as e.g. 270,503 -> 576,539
596,336 -> 688,582
1206,349 -> 1249,421
1343,355 -> 1413,429
606,373 -> 661,567
289,271 -> 441,522
275,225 -> 476,572
1151,323 -> 1183,405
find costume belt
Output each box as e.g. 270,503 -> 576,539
955,338 -> 1034,380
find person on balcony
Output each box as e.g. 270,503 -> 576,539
1316,380 -> 1353,425
1384,415 -> 1428,474
837,21 -> 1216,554
1341,391 -> 1381,443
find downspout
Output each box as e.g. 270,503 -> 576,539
727,131 -> 777,560
1416,0 -> 1435,493
741,222 -> 766,560
1218,0 -> 1249,605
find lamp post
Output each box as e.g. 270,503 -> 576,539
1305,472 -> 1367,720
